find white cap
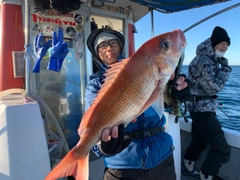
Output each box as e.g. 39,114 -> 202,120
94,32 -> 119,54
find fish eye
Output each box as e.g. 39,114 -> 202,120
162,42 -> 169,52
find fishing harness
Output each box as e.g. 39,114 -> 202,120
124,126 -> 165,139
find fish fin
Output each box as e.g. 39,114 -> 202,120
94,59 -> 129,104
151,92 -> 164,119
136,64 -> 168,116
136,80 -> 165,117
45,148 -> 89,180
150,75 -> 170,118
78,59 -> 129,136
150,78 -> 168,118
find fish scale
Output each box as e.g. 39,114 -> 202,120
45,29 -> 186,180
101,66 -> 157,125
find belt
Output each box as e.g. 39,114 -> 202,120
193,95 -> 218,102
124,127 -> 165,139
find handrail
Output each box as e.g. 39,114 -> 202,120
183,3 -> 240,33
24,0 -> 31,94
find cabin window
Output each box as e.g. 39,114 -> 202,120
30,8 -> 125,153
30,10 -> 86,150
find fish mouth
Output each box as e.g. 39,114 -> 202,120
166,58 -> 179,70
168,50 -> 185,67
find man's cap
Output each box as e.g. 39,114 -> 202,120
211,26 -> 230,48
87,28 -> 124,59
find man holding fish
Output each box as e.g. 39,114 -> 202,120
45,28 -> 190,180
84,29 -> 189,180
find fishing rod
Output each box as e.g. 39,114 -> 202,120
218,107 -> 240,131
169,3 -> 240,123
183,3 -> 240,33
169,53 -> 189,123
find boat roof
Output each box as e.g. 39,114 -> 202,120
119,0 -> 230,22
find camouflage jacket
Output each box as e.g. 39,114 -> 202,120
187,38 -> 232,112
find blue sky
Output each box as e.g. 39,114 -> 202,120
134,1 -> 240,65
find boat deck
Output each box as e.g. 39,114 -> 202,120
88,127 -> 240,180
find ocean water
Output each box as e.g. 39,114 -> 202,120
181,65 -> 240,132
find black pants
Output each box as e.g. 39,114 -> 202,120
102,154 -> 176,180
184,112 -> 230,176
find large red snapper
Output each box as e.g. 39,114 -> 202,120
45,29 -> 186,180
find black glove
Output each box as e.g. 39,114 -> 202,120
99,124 -> 131,156
171,79 -> 192,102
218,58 -> 228,66
163,74 -> 192,106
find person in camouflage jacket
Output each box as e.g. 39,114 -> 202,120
182,26 -> 232,180
187,38 -> 231,112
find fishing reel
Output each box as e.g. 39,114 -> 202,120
165,53 -> 189,124
164,88 -> 189,124
171,99 -> 188,123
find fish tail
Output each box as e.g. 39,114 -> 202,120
45,148 -> 89,180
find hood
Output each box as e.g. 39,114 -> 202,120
195,38 -> 219,63
196,38 -> 215,57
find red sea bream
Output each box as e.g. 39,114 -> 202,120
45,29 -> 187,180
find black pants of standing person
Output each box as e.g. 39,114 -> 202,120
102,154 -> 176,180
184,112 -> 230,176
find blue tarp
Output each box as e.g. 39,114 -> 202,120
130,0 -> 230,13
